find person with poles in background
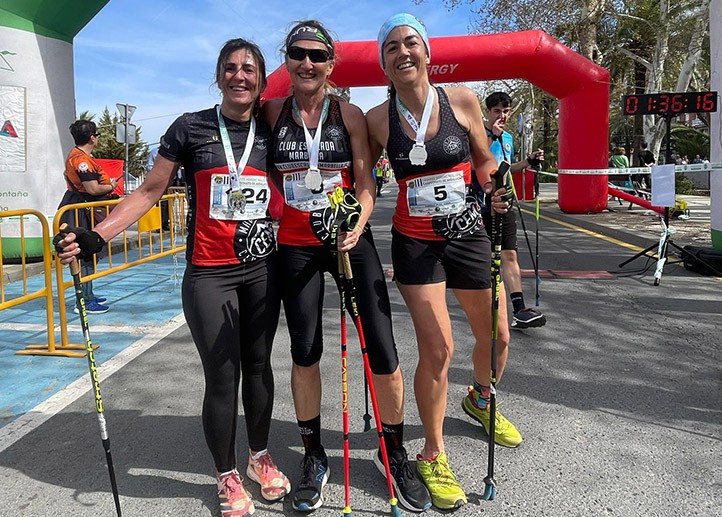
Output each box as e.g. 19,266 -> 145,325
375,156 -> 386,197
262,20 -> 431,513
367,14 -> 520,510
55,38 -> 289,517
59,119 -> 119,314
479,92 -> 546,330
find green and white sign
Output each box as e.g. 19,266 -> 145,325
0,1 -> 109,259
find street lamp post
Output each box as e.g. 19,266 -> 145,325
115,103 -> 136,193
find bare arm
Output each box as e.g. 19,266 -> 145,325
448,86 -> 509,214
260,99 -> 284,130
366,101 -> 390,167
510,148 -> 544,173
56,155 -> 178,262
339,102 -> 375,252
448,87 -> 497,187
81,178 -> 118,196
95,155 -> 178,241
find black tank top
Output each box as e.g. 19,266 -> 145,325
270,97 -> 354,245
386,87 -> 482,240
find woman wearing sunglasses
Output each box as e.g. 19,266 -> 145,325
366,14 -> 518,510
263,20 -> 431,513
55,39 -> 289,517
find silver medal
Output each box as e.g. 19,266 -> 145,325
305,167 -> 323,192
409,144 -> 428,166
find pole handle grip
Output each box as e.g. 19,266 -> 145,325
340,251 -> 353,280
58,223 -> 82,276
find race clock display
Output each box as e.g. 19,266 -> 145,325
622,91 -> 718,116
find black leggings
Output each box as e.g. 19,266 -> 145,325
278,230 -> 399,375
182,254 -> 280,472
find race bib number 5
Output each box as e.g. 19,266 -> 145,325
406,170 -> 466,217
209,174 -> 269,221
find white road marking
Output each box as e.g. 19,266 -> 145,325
0,314 -> 186,453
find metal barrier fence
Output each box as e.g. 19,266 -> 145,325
0,209 -> 86,357
1,193 -> 186,358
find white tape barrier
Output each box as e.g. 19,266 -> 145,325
557,162 -> 722,176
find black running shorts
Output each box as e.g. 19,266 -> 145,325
391,228 -> 492,289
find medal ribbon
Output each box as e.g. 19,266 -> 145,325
396,86 -> 435,147
216,105 -> 256,191
293,96 -> 330,171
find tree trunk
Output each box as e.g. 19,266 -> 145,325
578,0 -> 605,63
675,0 -> 711,92
645,0 -> 671,161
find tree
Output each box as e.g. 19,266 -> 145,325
419,0 -> 711,165
92,107 -> 149,178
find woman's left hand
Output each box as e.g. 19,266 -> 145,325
338,227 -> 362,252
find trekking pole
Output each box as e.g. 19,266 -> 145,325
363,379 -> 372,432
339,251 -> 401,517
483,161 -> 511,501
328,187 -> 371,433
60,225 -> 122,516
337,255 -> 352,515
509,171 -> 538,273
534,164 -> 541,306
327,187 -> 400,517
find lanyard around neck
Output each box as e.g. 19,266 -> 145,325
216,105 -> 256,191
396,86 -> 435,146
486,127 -> 508,162
293,96 -> 330,170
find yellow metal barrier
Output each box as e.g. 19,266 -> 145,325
1,209 -> 87,357
51,194 -> 187,350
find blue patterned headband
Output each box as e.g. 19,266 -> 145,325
377,13 -> 430,69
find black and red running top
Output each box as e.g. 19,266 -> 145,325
270,97 -> 354,246
386,87 -> 483,241
158,107 -> 275,266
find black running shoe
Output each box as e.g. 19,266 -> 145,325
511,307 -> 546,329
292,449 -> 330,512
374,447 -> 432,512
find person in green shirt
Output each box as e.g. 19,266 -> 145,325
609,146 -> 630,168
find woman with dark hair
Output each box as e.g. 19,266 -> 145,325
367,13 -> 516,510
263,20 -> 431,513
54,38 -> 288,517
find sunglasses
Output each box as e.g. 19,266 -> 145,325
287,46 -> 331,63
92,133 -> 101,137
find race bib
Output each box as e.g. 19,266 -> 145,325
209,174 -> 270,221
283,170 -> 343,212
406,170 -> 466,217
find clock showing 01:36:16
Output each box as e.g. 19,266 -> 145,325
621,91 -> 718,116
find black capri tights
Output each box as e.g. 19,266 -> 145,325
278,230 -> 399,375
182,254 -> 280,473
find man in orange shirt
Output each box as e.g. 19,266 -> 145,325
62,120 -> 118,314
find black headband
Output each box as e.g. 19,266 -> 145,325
287,25 -> 334,56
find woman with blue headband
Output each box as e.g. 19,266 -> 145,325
262,20 -> 431,513
367,13 -> 519,510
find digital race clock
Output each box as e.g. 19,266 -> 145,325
621,91 -> 718,116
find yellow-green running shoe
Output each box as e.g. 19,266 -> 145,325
416,452 -> 467,510
462,387 -> 523,448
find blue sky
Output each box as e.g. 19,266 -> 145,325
74,0 -> 481,146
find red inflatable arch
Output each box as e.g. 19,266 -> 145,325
264,30 -> 610,214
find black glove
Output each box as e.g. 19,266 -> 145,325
527,155 -> 542,168
53,227 -> 105,260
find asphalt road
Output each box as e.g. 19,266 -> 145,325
1,181 -> 720,516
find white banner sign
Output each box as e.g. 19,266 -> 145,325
0,85 -> 26,172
